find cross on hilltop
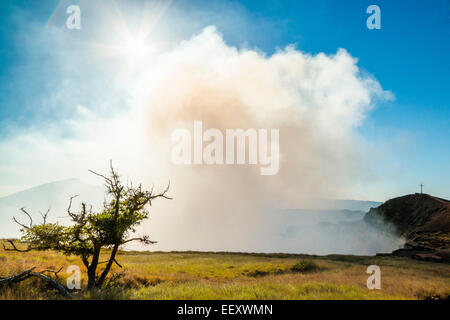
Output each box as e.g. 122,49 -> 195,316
419,183 -> 424,194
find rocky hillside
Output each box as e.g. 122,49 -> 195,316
364,193 -> 450,250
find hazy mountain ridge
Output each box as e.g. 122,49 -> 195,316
305,199 -> 382,212
0,179 -> 104,238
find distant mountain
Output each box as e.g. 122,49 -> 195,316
0,179 -> 104,238
286,199 -> 382,212
273,199 -> 383,226
314,199 -> 382,212
364,193 -> 450,250
277,209 -> 366,228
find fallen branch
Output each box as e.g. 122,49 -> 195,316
0,267 -> 35,285
0,267 -> 73,299
29,272 -> 73,299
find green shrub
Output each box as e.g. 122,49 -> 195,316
246,270 -> 270,277
291,260 -> 320,273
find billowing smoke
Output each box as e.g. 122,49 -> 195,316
0,25 -> 401,254
124,26 -> 398,253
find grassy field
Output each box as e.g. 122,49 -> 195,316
0,240 -> 449,300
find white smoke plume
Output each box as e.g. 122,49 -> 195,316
0,26 -> 399,254
123,26 -> 396,253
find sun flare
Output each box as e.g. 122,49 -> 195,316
120,35 -> 151,62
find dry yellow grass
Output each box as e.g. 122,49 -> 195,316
0,240 -> 449,300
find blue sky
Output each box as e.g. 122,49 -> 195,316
0,0 -> 449,200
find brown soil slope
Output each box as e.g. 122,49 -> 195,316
364,193 -> 450,249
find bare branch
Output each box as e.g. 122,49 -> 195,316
67,195 -> 79,217
150,181 -> 172,202
12,207 -> 34,229
158,181 -> 173,200
12,217 -> 30,230
113,258 -> 123,268
122,236 -> 157,245
3,239 -> 33,252
20,207 -> 33,226
98,259 -> 123,268
88,169 -> 113,184
40,208 -> 50,224
39,267 -> 63,279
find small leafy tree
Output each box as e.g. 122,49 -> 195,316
6,162 -> 171,289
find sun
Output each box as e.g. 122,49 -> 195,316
119,35 -> 151,62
